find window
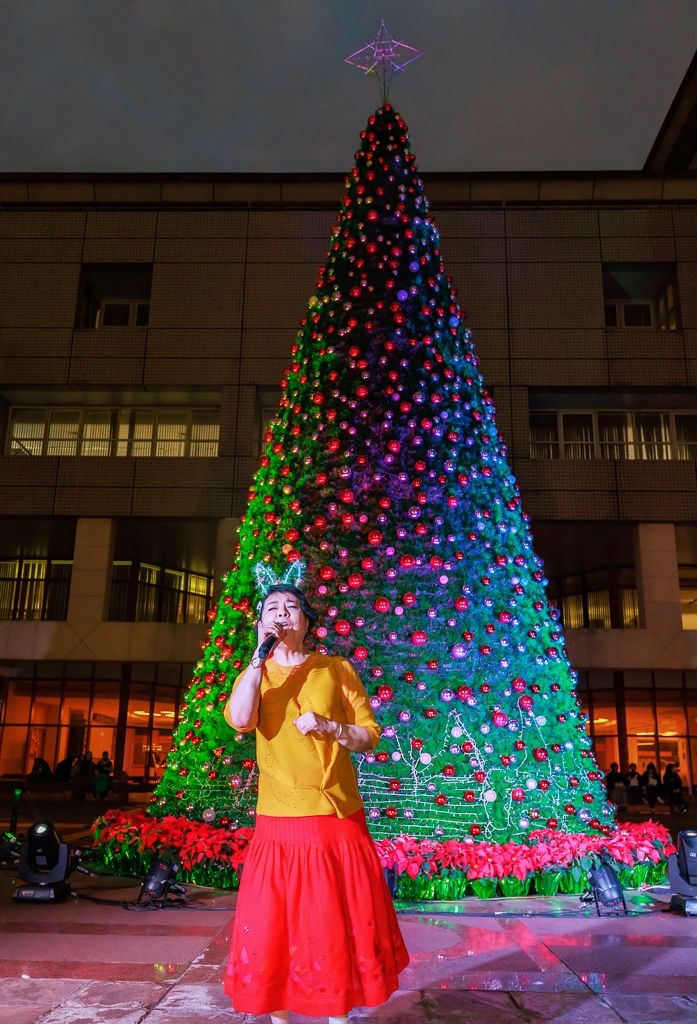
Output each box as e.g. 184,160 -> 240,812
75,264 -> 152,329
529,412 -> 559,459
562,414 -> 594,459
547,567 -> 638,630
0,663 -> 186,782
0,560 -> 71,621
7,408 -> 219,458
676,416 -> 697,460
603,263 -> 679,330
529,405 -> 695,461
108,562 -> 213,624
680,567 -> 697,630
96,299 -> 149,328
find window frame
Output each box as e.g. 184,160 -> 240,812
6,407 -> 220,458
529,408 -> 697,462
95,298 -> 150,329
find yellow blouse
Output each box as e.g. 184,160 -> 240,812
224,652 -> 381,818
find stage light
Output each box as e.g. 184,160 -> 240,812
678,830 -> 697,885
669,830 -> 697,915
137,857 -> 182,906
0,831 -> 19,864
13,820 -> 72,902
586,861 -> 626,916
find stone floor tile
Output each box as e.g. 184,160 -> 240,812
600,993 -> 697,1022
0,1011 -> 49,1024
146,982 -> 233,1013
417,990 -> 625,1023
58,981 -> 166,1009
584,974 -> 697,995
37,1009 -> 147,1024
0,978 -> 83,1007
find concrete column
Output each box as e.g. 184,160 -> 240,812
66,518 -> 116,628
213,517 -> 240,598
634,523 -> 683,635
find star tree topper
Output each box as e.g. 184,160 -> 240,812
345,20 -> 422,104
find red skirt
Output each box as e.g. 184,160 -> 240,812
225,810 -> 409,1016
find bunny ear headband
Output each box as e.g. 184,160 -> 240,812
253,559 -> 307,607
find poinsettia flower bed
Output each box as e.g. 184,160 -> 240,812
91,810 -> 673,899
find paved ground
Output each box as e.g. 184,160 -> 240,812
1,789 -> 696,1023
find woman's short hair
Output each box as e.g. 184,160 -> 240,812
258,584 -> 319,629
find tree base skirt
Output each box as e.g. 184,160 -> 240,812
90,810 -> 674,899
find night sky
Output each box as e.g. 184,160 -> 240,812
1,0 -> 695,173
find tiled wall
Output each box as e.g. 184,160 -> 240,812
0,193 -> 696,521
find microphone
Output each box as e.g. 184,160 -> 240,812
256,623 -> 285,662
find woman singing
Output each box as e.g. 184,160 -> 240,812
224,564 -> 409,1023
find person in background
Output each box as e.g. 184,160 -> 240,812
641,762 -> 662,809
604,762 -> 628,810
663,763 -> 688,814
625,762 -> 642,806
54,754 -> 76,784
70,749 -> 93,801
26,755 -> 52,784
92,750 -> 113,800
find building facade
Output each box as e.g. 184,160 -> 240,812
2,70 -> 697,789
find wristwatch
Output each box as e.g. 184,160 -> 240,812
251,654 -> 263,669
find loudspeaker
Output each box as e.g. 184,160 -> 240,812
677,830 -> 697,886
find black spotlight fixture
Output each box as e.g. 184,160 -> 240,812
13,821 -> 72,902
586,861 -> 627,916
137,856 -> 183,907
669,830 -> 697,915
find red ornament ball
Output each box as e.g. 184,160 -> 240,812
511,787 -> 525,802
533,747 -> 548,762
470,824 -> 482,836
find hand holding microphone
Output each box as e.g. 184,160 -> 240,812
252,621 -> 287,667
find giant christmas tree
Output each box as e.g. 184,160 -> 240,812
151,100 -> 615,845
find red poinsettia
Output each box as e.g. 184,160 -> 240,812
91,811 -> 674,887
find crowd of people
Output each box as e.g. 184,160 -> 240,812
25,750 -> 116,800
604,760 -> 689,813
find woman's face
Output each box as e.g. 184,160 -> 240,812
259,590 -> 309,642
